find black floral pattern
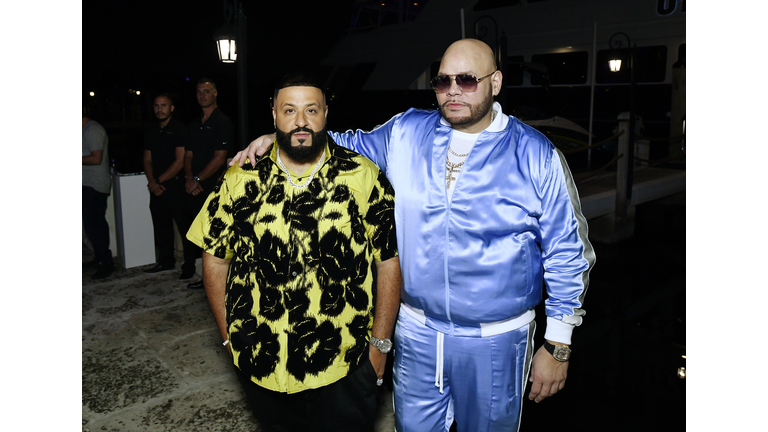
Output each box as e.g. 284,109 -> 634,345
286,317 -> 342,381
234,319 -> 281,380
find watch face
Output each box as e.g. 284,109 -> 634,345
553,346 -> 571,361
372,337 -> 392,353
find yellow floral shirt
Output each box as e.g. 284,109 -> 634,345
187,138 -> 397,393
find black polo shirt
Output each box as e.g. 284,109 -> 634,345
186,107 -> 234,177
144,116 -> 188,179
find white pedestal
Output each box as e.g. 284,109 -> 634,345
113,172 -> 156,268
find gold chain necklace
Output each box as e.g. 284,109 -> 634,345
445,110 -> 497,189
448,147 -> 470,157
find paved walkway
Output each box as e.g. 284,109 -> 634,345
82,257 -> 395,432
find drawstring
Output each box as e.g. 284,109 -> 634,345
435,332 -> 444,394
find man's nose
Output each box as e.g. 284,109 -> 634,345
295,112 -> 307,127
446,77 -> 463,96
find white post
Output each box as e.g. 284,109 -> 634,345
588,22 -> 597,168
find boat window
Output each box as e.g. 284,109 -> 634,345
530,51 -> 589,85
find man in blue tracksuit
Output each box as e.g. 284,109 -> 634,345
234,39 -> 595,432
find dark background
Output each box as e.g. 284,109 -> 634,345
82,0 -> 679,175
82,0 -> 359,172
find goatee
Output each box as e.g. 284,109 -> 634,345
276,125 -> 327,163
439,93 -> 494,129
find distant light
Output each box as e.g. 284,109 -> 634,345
89,92 -> 95,97
677,367 -> 686,379
682,355 -> 686,359
136,90 -> 141,95
186,77 -> 190,82
609,59 -> 622,72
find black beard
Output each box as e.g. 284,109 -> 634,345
275,125 -> 327,163
439,92 -> 494,128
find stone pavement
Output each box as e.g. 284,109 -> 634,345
82,257 -> 395,432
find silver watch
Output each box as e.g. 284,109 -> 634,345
369,336 -> 392,354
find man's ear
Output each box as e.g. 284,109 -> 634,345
491,70 -> 503,96
272,108 -> 276,128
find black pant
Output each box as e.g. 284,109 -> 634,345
183,176 -> 219,259
235,360 -> 379,432
148,178 -> 196,272
82,186 -> 111,263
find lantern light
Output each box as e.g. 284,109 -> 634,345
213,23 -> 237,63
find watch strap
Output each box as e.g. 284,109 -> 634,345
369,336 -> 392,353
543,340 -> 571,361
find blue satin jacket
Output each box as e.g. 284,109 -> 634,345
330,108 -> 595,343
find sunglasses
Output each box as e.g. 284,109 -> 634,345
429,71 -> 496,94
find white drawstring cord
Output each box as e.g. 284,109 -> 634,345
435,332 -> 445,394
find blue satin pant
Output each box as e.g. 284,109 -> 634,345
393,308 -> 535,432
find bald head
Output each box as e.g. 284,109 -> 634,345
435,39 -> 502,133
439,39 -> 497,77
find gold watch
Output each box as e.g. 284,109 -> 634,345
543,340 -> 571,362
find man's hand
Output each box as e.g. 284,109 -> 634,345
229,133 -> 276,168
185,178 -> 204,196
528,344 -> 569,403
369,344 -> 387,382
190,183 -> 204,196
148,180 -> 165,196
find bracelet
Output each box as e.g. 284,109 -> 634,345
222,339 -> 229,347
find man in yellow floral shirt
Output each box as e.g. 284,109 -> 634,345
187,72 -> 401,432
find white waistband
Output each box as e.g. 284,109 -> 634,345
400,302 -> 535,337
